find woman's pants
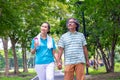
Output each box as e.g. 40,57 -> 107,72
35,62 -> 55,80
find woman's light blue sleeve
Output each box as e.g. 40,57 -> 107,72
31,39 -> 35,49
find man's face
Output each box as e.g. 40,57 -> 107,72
67,19 -> 77,31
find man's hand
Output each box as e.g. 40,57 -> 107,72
86,60 -> 90,68
57,61 -> 62,70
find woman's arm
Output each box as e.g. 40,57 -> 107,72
31,40 -> 39,54
52,50 -> 57,62
31,48 -> 36,54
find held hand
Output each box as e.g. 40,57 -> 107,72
57,62 -> 62,70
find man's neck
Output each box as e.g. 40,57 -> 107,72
69,30 -> 76,33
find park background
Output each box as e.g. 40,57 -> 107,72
0,0 -> 120,80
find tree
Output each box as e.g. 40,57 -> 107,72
0,0 -> 71,75
2,37 -> 9,76
66,0 -> 120,73
79,0 -> 120,72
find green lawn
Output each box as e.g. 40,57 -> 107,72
88,62 -> 120,75
0,69 -> 36,80
0,63 -> 120,80
85,63 -> 120,80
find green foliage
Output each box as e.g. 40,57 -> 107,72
115,53 -> 120,62
69,0 -> 120,62
0,54 -> 5,69
0,50 -> 4,57
0,0 -> 70,69
0,50 -> 5,69
0,0 -> 70,50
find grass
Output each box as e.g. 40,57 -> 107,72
108,78 -> 120,80
0,63 -> 120,80
0,76 -> 25,80
85,63 -> 120,80
0,68 -> 36,80
87,62 -> 120,75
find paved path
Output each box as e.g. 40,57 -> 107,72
31,70 -> 91,80
31,70 -> 64,80
55,70 -> 91,80
55,70 -> 64,80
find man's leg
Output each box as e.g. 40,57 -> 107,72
64,64 -> 75,80
75,63 -> 85,80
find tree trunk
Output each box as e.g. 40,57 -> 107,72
11,38 -> 19,74
97,39 -> 111,73
109,9 -> 119,72
22,44 -> 28,72
110,32 -> 118,72
96,48 -> 102,59
2,37 -> 9,76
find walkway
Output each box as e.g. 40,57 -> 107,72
55,70 -> 64,80
31,70 -> 64,80
31,70 -> 91,80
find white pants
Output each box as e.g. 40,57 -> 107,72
35,62 -> 55,80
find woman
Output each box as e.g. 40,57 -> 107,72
31,22 -> 57,80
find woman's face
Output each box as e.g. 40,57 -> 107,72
40,23 -> 49,34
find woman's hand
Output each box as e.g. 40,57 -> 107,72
56,60 -> 62,70
34,38 -> 39,48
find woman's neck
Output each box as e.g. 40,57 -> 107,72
40,33 -> 47,39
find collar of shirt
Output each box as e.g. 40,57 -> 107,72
68,31 -> 78,35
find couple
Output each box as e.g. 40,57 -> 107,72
31,18 -> 90,80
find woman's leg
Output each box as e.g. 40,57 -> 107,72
35,64 -> 46,80
46,62 -> 55,80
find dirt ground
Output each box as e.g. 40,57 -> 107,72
86,72 -> 120,80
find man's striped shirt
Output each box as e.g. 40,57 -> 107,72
58,31 -> 87,65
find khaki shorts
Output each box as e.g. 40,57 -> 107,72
64,63 -> 85,80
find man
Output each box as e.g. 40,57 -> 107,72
57,18 -> 90,80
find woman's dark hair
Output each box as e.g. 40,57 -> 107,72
41,22 -> 50,34
66,18 -> 80,31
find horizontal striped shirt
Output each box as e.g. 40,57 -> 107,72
58,31 -> 87,65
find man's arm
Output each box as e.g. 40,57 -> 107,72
83,45 -> 90,67
58,47 -> 64,61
